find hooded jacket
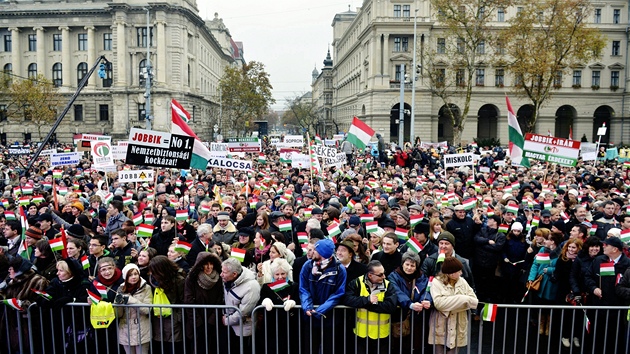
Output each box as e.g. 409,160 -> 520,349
223,267 -> 260,336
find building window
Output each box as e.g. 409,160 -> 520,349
436,68 -> 446,87
139,59 -> 147,86
99,104 -> 109,121
395,64 -> 403,81
572,70 -> 582,86
592,70 -> 600,86
27,63 -> 37,79
477,41 -> 485,54
456,69 -> 465,86
102,62 -> 113,87
515,74 -> 523,86
0,105 -> 6,122
496,39 -> 505,55
53,34 -> 62,51
137,27 -> 154,47
476,69 -> 485,86
52,63 -> 62,87
594,9 -> 601,23
403,5 -> 410,18
74,105 -> 83,121
517,7 -> 523,15
495,68 -> 504,86
612,41 -> 620,56
402,37 -> 408,51
24,105 -> 32,121
611,71 -> 620,87
103,33 -> 112,51
4,34 -> 11,52
437,38 -> 446,54
3,63 -> 12,83
138,103 -> 146,121
78,33 -> 88,51
77,62 -> 88,85
553,71 -> 562,87
614,9 -> 621,24
394,37 -> 408,52
457,37 -> 465,53
497,8 -> 505,22
394,37 -> 401,51
28,34 -> 37,51
394,5 -> 401,17
478,6 -> 485,19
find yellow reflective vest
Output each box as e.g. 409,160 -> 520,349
354,276 -> 391,339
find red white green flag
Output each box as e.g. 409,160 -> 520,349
346,116 -> 375,149
498,224 -> 509,233
176,210 -> 188,222
136,224 -> 154,238
327,221 -> 341,237
360,214 -> 375,223
507,95 -> 530,167
535,253 -> 550,264
279,220 -> 292,232
2,298 -> 24,311
81,255 -> 90,270
365,221 -> 379,233
600,262 -> 615,276
171,99 -> 213,170
406,238 -> 423,253
230,248 -> 246,262
49,238 -> 64,252
174,241 -> 192,254
133,213 -> 143,226
395,228 -> 409,241
482,303 -> 498,322
87,290 -> 101,305
269,279 -> 290,292
410,214 -> 423,227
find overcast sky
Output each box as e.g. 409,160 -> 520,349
198,0 -> 362,111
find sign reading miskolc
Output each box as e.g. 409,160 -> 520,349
522,133 -> 581,167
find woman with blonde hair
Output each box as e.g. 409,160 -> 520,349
429,257 -> 478,354
429,217 -> 443,243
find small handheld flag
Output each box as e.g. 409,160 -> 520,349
482,303 -> 498,322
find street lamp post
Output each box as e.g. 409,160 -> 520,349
144,8 -> 153,130
398,64 -> 406,145
410,8 -> 418,145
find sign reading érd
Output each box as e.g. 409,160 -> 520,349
125,128 -> 194,169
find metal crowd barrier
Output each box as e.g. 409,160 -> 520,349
1,302 -> 629,354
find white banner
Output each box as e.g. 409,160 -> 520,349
311,145 -> 338,158
333,134 -> 345,141
283,135 -> 304,147
118,170 -> 155,183
443,153 -> 475,168
91,140 -> 114,168
206,157 -> 252,171
40,149 -> 56,157
580,142 -> 598,161
270,138 -> 281,145
324,139 -> 336,146
324,153 -> 347,168
420,141 -> 449,149
112,145 -> 127,160
51,152 -> 81,166
291,153 -> 310,169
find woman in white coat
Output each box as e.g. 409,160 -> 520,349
115,263 -> 153,354
429,257 -> 478,354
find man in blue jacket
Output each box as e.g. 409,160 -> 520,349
299,238 -> 347,353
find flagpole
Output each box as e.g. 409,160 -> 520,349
306,132 -> 314,184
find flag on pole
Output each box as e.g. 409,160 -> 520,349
297,232 -> 309,244
81,255 -> 90,270
600,262 -> 615,276
482,303 -> 498,322
136,224 -> 154,238
395,228 -> 409,241
174,241 -> 192,254
426,276 -> 434,292
437,252 -> 445,263
176,210 -> 188,222
410,214 -> 423,227
506,96 -> 530,167
230,248 -> 246,262
327,221 -> 341,238
49,238 -> 64,252
93,281 -> 108,298
279,220 -> 292,232
535,253 -> 550,264
346,116 -> 375,149
365,221 -> 379,233
360,214 -> 374,223
17,206 -> 30,260
2,298 -> 23,311
269,279 -> 291,292
171,99 -> 213,170
133,213 -> 143,226
87,290 -> 101,305
31,288 -> 52,301
406,238 -> 423,253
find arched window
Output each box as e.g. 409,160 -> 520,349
77,62 -> 88,85
52,63 -> 62,87
27,63 -> 37,79
3,63 -> 12,84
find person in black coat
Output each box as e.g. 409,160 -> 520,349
151,215 -> 183,256
473,215 -> 506,303
569,236 -> 602,298
336,240 -> 368,284
446,205 -> 481,263
399,222 -> 438,267
186,223 -> 214,266
370,233 -> 402,276
501,222 -> 529,303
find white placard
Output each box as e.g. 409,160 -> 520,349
270,138 -> 280,145
597,127 -> 607,136
118,170 -> 155,183
51,152 -> 81,166
333,134 -> 345,141
112,145 -> 127,160
324,139 -> 336,146
324,153 -> 347,168
40,149 -> 56,157
580,142 -> 598,161
291,153 -> 310,169
91,140 -> 114,168
206,157 -> 252,171
443,153 -> 475,168
283,135 -> 304,147
311,145 -> 338,158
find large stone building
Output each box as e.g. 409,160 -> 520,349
317,1 -> 628,146
0,0 -> 240,143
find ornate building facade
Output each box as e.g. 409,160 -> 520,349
319,1 -> 628,145
0,0 -> 239,143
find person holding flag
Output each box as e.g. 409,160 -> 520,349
387,251 -> 433,353
0,257 -> 49,353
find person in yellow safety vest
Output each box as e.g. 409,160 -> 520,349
344,260 -> 398,354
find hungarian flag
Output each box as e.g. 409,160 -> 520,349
506,96 -> 530,167
171,99 -> 213,170
590,224 -> 598,236
410,214 -> 422,227
506,203 -> 519,215
498,224 -> 509,233
81,255 -> 90,270
535,253 -> 550,264
600,262 -> 615,276
365,221 -> 379,233
49,238 -> 64,252
199,205 -> 211,215
53,169 -> 63,179
621,229 -> 630,243
346,116 -> 375,149
482,303 -> 498,322
21,185 -> 33,195
462,198 -> 476,210
133,213 -> 143,226
258,153 -> 267,164
426,276 -> 434,292
31,288 -> 52,301
103,193 -> 113,205
327,221 -> 341,238
174,241 -> 192,254
230,248 -> 246,262
279,195 -> 290,204
395,228 -> 409,241
437,252 -> 445,263
32,195 -> 44,204
279,220 -> 292,232
176,210 -> 188,222
136,224 -> 155,238
93,281 -> 108,298
2,298 -> 23,311
406,238 -> 423,253
531,216 -> 540,227
269,279 -> 290,292
303,208 -> 312,218
86,290 -> 101,305
297,232 -> 308,244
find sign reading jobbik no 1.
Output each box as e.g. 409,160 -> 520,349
125,128 -> 194,169
522,133 -> 581,167
226,138 -> 261,153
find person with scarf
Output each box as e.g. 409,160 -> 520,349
115,263 -> 153,354
257,258 -> 298,354
149,256 -> 186,353
251,230 -> 273,269
231,227 -> 255,268
387,251 -> 433,353
552,238 -> 583,348
299,239 -> 347,354
91,257 -> 124,352
183,252 -> 223,354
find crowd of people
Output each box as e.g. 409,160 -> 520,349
0,136 -> 630,354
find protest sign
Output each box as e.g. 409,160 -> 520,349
118,170 -> 155,183
283,135 -> 304,147
91,140 -> 113,168
206,157 -> 253,171
523,133 -> 581,167
443,153 -> 475,168
226,138 -> 261,152
125,128 -> 193,169
51,152 -> 81,166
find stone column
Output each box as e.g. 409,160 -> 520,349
85,26 -> 96,87
115,21 -> 127,86
9,28 -> 21,77
156,19 -> 166,85
34,27 -> 45,78
59,26 -> 71,87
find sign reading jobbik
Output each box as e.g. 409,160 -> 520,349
522,133 -> 581,167
125,128 -> 194,169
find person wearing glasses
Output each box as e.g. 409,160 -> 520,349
344,260 -> 397,354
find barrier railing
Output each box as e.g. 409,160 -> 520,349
1,302 -> 629,354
